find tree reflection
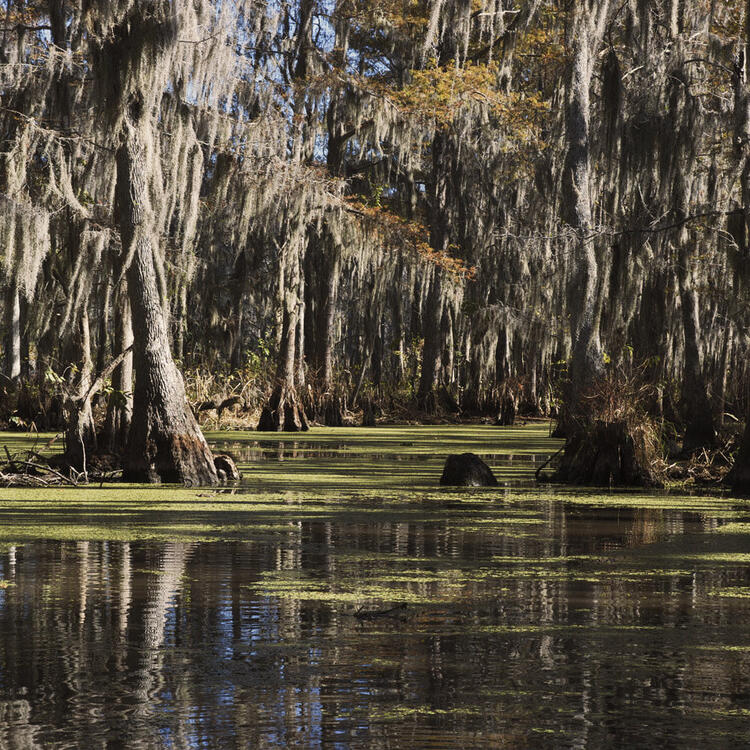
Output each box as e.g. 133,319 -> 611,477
0,500 -> 749,748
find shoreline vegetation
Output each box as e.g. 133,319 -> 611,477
0,421 -> 737,494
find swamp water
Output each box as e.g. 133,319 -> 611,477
0,425 -> 749,747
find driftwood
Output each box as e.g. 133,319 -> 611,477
0,453 -> 79,487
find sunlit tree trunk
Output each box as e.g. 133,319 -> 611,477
80,0 -> 218,483
321,248 -> 340,390
65,309 -> 97,471
561,2 -> 610,416
116,108 -> 217,483
96,278 -> 112,375
3,279 -> 21,381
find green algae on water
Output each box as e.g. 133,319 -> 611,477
716,523 -> 750,534
678,553 -> 750,564
708,587 -> 750,599
368,705 -> 483,722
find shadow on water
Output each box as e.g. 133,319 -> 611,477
1,425 -> 750,747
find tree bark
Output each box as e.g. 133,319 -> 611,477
677,242 -> 716,452
257,248 -> 308,432
418,126 -> 452,413
173,277 -> 187,363
417,271 -> 444,411
103,283 -> 134,453
3,279 -> 21,382
64,309 -> 97,472
317,243 -> 342,427
391,255 -> 406,382
230,250 -> 247,372
715,321 -> 732,428
561,3 -> 609,416
321,247 -> 340,390
96,278 -> 112,377
116,101 -> 217,485
296,257 -> 306,388
729,0 -> 750,495
553,2 -> 661,487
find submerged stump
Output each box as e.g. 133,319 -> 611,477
214,454 -> 240,482
440,453 -> 498,487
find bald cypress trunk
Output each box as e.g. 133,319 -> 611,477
677,241 -> 716,452
418,132 -> 449,412
417,271 -> 444,411
116,104 -> 217,485
729,0 -> 750,495
96,280 -> 112,376
3,279 -> 21,382
64,309 -> 97,471
317,246 -> 342,427
103,284 -> 134,453
555,1 -> 659,486
321,248 -> 340,390
561,4 -> 607,415
257,249 -> 308,432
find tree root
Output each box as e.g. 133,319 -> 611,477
555,420 -> 663,487
257,384 -> 309,432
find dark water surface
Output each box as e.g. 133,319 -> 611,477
2,498 -> 750,748
1,427 -> 750,747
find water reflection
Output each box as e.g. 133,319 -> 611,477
222,440 -> 546,463
1,499 -> 750,748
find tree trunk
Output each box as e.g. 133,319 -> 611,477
103,283 -> 134,453
321,247 -> 340,390
230,303 -> 244,372
715,311 -> 733,429
730,0 -> 750,495
3,279 -> 21,382
391,256 -> 406,382
677,243 -> 716,452
257,251 -> 308,432
306,235 -> 341,426
417,271 -> 444,411
561,5 -> 607,416
418,127 -> 450,413
19,295 -> 29,379
96,279 -> 112,377
229,249 -> 247,372
670,58 -> 716,453
296,258 -> 306,388
441,305 -> 454,386
554,2 -> 660,487
173,278 -> 187,363
65,309 -> 97,472
116,102 -> 217,485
